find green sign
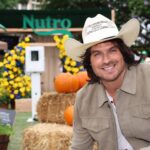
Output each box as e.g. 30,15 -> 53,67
0,9 -> 110,28
23,15 -> 72,29
0,9 -> 110,37
23,15 -> 73,37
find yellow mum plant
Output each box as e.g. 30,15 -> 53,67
0,36 -> 31,103
53,35 -> 84,75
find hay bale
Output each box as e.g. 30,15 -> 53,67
37,92 -> 76,123
22,123 -> 73,150
23,123 -> 98,150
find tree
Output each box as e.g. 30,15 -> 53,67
0,0 -> 20,10
0,0 -> 28,10
42,0 -> 150,46
41,0 -> 130,25
128,0 -> 150,18
42,0 -> 108,10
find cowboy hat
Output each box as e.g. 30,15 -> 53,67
64,14 -> 140,62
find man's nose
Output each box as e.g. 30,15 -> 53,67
103,54 -> 110,64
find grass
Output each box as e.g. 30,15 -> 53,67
7,112 -> 38,150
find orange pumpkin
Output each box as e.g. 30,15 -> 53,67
64,105 -> 74,126
54,72 -> 80,93
76,71 -> 89,88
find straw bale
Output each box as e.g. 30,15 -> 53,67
23,123 -> 98,150
37,92 -> 76,123
22,123 -> 73,150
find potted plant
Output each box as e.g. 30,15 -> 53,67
0,87 -> 15,150
0,124 -> 13,150
0,87 -> 11,109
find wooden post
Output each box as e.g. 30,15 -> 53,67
111,9 -> 115,22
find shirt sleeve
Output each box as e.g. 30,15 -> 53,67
70,96 -> 94,150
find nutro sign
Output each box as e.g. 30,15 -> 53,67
22,15 -> 73,37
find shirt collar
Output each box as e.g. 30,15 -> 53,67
120,66 -> 136,94
95,83 -> 108,107
96,66 -> 137,107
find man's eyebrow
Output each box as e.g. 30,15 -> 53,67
91,45 -> 118,52
110,45 -> 119,49
91,50 -> 101,54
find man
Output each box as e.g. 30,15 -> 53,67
64,14 -> 150,150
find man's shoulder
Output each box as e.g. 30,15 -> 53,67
75,83 -> 100,104
137,63 -> 150,73
133,63 -> 150,83
76,83 -> 95,97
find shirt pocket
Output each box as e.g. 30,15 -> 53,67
129,103 -> 150,140
81,117 -> 109,132
131,103 -> 150,119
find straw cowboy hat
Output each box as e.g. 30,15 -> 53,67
64,14 -> 140,62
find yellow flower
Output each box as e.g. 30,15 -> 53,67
3,59 -> 7,65
14,90 -> 19,94
72,68 -> 79,73
21,92 -> 25,97
10,74 -> 15,79
9,80 -> 14,85
79,66 -> 84,70
12,54 -> 18,60
4,53 -> 9,57
8,71 -> 13,75
24,75 -> 31,80
53,35 -> 60,43
26,88 -> 31,92
0,62 -> 3,67
20,87 -> 25,93
10,50 -> 15,54
7,56 -> 12,61
18,69 -> 22,74
65,59 -> 70,65
59,54 -> 63,59
3,81 -> 9,87
63,35 -> 69,40
10,94 -> 15,99
13,67 -> 18,72
11,60 -> 16,66
13,83 -> 18,88
70,60 -> 77,67
5,64 -> 11,69
20,50 -> 25,56
20,56 -> 25,63
25,37 -> 30,42
18,82 -> 23,87
3,71 -> 8,77
15,77 -> 21,82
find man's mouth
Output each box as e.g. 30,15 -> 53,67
102,64 -> 115,72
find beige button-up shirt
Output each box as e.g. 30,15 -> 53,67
71,63 -> 150,150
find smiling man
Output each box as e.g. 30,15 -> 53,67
64,14 -> 150,150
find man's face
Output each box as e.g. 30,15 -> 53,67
90,41 -> 127,83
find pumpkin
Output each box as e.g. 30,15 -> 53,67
76,71 -> 89,88
64,105 -> 74,126
54,72 -> 80,93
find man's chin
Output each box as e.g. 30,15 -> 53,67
101,75 -> 118,82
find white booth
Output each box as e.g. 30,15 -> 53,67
25,46 -> 45,122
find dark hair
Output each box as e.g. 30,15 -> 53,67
81,38 -> 141,84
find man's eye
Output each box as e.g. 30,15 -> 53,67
92,53 -> 101,57
110,48 -> 117,52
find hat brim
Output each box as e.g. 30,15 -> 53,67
64,18 -> 140,62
